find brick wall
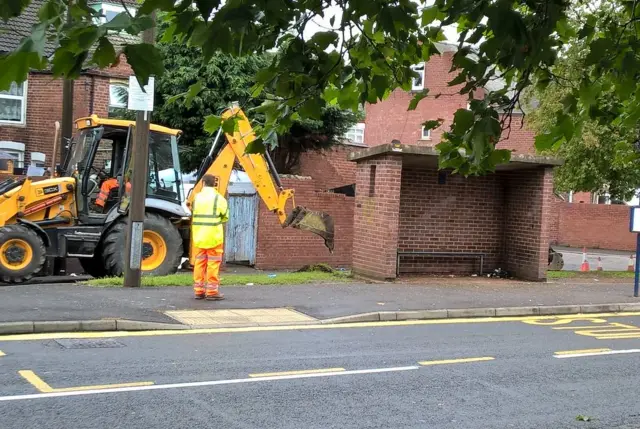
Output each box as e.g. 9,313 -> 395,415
397,168 -> 504,274
254,176 -> 354,269
352,155 -> 403,279
363,51 -> 536,154
297,144 -> 357,190
0,54 -> 132,168
552,202 -> 636,251
501,167 -> 554,280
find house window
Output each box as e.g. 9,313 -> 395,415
344,123 -> 365,144
109,82 -> 129,113
30,152 -> 46,167
0,81 -> 27,125
0,141 -> 25,174
421,126 -> 431,140
93,3 -> 136,24
411,63 -> 425,91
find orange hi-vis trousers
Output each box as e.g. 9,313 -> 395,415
193,244 -> 224,296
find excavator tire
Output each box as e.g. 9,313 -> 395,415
0,225 -> 46,283
102,212 -> 183,277
78,247 -> 108,278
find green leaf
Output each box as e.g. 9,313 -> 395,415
203,115 -> 222,134
555,18 -> 575,40
310,31 -> 339,50
139,0 -> 176,15
423,119 -> 444,130
299,97 -> 324,119
184,81 -> 204,108
195,0 -> 220,20
408,89 -> 429,110
91,37 -> 116,68
0,0 -> 29,20
123,43 -> 164,86
102,12 -> 132,30
222,117 -> 240,134
245,139 -> 266,154
421,6 -> 439,26
452,109 -> 474,135
535,132 -> 558,151
559,115 -> 574,141
584,39 -> 610,66
489,149 -> 511,165
0,51 -> 46,91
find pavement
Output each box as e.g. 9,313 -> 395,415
1,279 -> 640,328
2,313 -> 640,428
555,246 -> 633,271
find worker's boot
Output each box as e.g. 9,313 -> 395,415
205,284 -> 224,301
194,284 -> 205,300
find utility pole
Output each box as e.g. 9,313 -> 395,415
123,14 -> 155,288
60,1 -> 73,164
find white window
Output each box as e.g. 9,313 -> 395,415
411,63 -> 425,91
421,126 -> 431,140
344,123 -> 365,144
0,81 -> 27,125
101,3 -> 126,23
109,83 -> 128,109
30,152 -> 46,167
0,141 -> 25,173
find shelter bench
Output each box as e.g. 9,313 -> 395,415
396,251 -> 485,277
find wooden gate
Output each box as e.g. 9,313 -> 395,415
224,193 -> 258,265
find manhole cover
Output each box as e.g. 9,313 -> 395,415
53,339 -> 126,349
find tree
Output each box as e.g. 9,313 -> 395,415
4,0 -> 631,177
526,14 -> 640,201
109,28 -> 359,173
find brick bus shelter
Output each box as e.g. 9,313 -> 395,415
349,144 -> 562,281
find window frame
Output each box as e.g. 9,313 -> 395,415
411,63 -> 425,91
420,126 -> 432,141
344,123 -> 365,144
109,82 -> 129,110
100,3 -> 127,23
0,81 -> 28,126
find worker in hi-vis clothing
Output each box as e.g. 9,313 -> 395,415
191,174 -> 229,300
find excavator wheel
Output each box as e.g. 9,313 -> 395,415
78,247 -> 108,278
102,212 -> 183,277
0,225 -> 46,283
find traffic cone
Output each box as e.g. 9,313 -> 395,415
580,247 -> 590,272
596,256 -> 603,271
629,255 -> 636,272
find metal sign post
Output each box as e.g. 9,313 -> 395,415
123,20 -> 155,288
629,206 -> 640,297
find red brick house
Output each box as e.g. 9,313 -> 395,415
0,0 -> 136,172
362,43 -> 536,153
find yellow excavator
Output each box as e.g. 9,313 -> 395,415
0,105 -> 334,283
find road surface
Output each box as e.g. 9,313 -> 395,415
2,313 -> 640,428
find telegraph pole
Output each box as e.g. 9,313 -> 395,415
123,14 -> 155,288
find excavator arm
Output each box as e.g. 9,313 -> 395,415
187,105 -> 335,254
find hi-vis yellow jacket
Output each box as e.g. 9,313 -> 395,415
191,187 -> 229,249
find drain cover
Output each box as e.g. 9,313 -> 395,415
54,339 -> 126,349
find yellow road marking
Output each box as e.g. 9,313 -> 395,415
1,312 -> 640,342
249,368 -> 346,378
0,350 -> 5,357
554,348 -> 611,355
19,370 -> 153,393
418,357 -> 495,366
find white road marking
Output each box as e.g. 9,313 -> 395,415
0,366 -> 420,402
553,349 -> 640,359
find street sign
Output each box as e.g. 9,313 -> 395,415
128,76 -> 155,112
629,206 -> 640,297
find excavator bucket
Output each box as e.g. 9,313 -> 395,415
283,206 -> 335,253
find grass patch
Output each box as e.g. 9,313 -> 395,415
548,270 -> 635,279
85,270 -> 351,287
